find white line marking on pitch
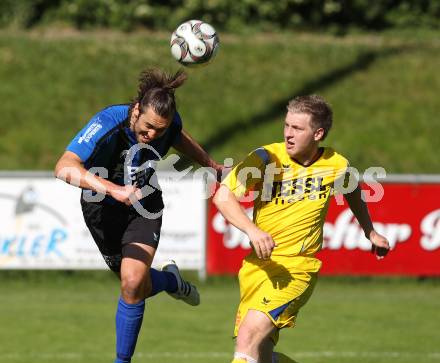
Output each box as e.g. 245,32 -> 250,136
1,351 -> 439,360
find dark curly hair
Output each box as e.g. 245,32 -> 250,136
130,68 -> 187,120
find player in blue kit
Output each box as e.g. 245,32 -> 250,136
54,68 -> 223,363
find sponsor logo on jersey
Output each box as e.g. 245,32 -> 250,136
78,119 -> 102,144
268,177 -> 329,204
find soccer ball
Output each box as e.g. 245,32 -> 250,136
170,20 -> 220,67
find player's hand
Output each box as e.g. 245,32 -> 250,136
213,163 -> 232,183
109,184 -> 142,206
247,227 -> 277,260
369,230 -> 390,259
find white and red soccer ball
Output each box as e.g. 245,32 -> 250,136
170,20 -> 220,67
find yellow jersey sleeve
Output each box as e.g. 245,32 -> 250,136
333,160 -> 352,195
221,147 -> 269,198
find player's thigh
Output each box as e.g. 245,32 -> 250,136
121,213 -> 162,252
235,260 -> 317,343
81,200 -> 129,273
120,214 -> 162,285
121,243 -> 156,274
120,243 -> 157,301
237,309 -> 277,345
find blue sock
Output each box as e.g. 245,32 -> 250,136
149,268 -> 178,297
115,297 -> 145,363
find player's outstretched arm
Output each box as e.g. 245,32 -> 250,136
213,185 -> 276,259
344,184 -> 390,258
54,151 -> 141,206
173,129 -> 224,179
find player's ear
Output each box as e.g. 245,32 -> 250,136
131,103 -> 140,124
314,127 -> 325,141
134,102 -> 140,114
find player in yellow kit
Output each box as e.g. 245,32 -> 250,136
213,95 -> 390,363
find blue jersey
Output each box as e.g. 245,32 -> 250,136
67,104 -> 182,209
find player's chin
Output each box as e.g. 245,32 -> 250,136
139,136 -> 151,143
285,146 -> 297,158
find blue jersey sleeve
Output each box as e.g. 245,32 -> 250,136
66,106 -> 128,162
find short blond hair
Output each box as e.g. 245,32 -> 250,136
287,95 -> 333,140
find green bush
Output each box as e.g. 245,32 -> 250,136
0,0 -> 61,28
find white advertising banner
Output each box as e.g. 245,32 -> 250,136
0,173 -> 206,273
152,173 -> 207,272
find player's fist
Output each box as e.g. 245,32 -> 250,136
109,184 -> 142,206
369,230 -> 390,259
247,227 -> 277,260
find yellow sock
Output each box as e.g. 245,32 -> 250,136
231,359 -> 249,363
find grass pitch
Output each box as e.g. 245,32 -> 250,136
0,272 -> 438,363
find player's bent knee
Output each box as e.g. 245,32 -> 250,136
121,273 -> 149,303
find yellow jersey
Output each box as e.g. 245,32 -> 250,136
222,143 -> 349,264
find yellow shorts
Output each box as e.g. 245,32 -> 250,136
233,254 -> 320,344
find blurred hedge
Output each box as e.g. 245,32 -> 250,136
1,0 -> 439,31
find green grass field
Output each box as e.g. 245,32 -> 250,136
0,272 -> 439,363
0,29 -> 439,172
